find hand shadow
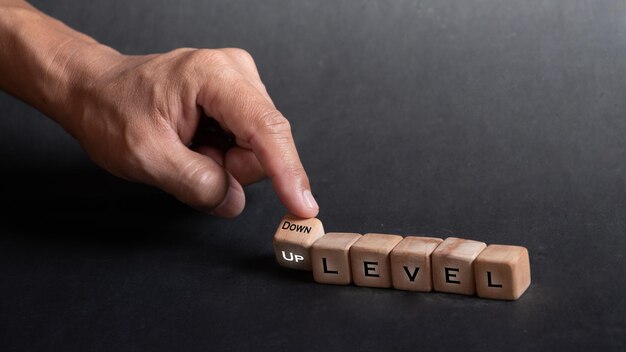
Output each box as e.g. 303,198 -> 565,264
0,159 -> 313,285
0,160 -> 208,247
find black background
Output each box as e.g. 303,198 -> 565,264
1,0 -> 625,351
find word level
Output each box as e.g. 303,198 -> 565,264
273,215 -> 531,300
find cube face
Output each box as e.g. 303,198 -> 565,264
390,236 -> 443,292
474,245 -> 531,300
273,215 -> 325,270
311,233 -> 362,285
432,237 -> 487,295
350,233 -> 404,288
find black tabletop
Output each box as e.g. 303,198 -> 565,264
1,1 -> 625,351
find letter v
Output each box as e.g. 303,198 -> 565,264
403,266 -> 420,281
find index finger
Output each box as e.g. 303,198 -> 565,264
197,69 -> 319,218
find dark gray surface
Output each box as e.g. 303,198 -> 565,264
1,0 -> 625,350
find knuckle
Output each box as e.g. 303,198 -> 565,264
223,48 -> 255,64
192,48 -> 229,65
212,65 -> 241,83
256,110 -> 291,135
182,49 -> 244,90
169,47 -> 196,57
184,49 -> 231,75
284,165 -> 306,179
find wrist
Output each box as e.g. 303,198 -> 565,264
0,6 -> 124,136
46,42 -> 124,136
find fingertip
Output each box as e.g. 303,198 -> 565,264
297,207 -> 320,219
284,189 -> 319,218
302,189 -> 319,213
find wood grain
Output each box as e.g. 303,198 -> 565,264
390,236 -> 443,292
311,232 -> 362,285
432,237 -> 487,295
350,233 -> 403,288
474,244 -> 531,300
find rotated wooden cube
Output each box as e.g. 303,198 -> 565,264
474,244 -> 531,300
432,237 -> 487,295
273,214 -> 325,270
390,236 -> 443,292
350,233 -> 403,288
311,232 -> 362,285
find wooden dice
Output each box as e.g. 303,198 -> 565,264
474,244 -> 531,300
390,236 -> 443,292
432,237 -> 487,295
350,233 -> 404,288
311,232 -> 362,285
272,214 -> 325,270
272,215 -> 531,300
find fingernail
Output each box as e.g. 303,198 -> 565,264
302,189 -> 319,210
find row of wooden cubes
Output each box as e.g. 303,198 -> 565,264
274,215 -> 531,300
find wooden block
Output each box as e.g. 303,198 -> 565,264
311,232 -> 362,285
432,237 -> 487,295
350,233 -> 403,288
390,236 -> 443,292
474,244 -> 531,300
273,214 -> 325,271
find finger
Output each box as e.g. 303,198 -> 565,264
220,48 -> 274,104
149,139 -> 245,218
221,48 -> 262,81
192,144 -> 225,166
193,137 -> 265,186
224,147 -> 266,186
211,172 -> 245,218
193,134 -> 264,186
198,73 -> 319,218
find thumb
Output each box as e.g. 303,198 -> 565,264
149,141 -> 245,218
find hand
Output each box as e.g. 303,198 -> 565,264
64,48 -> 319,218
0,4 -> 318,218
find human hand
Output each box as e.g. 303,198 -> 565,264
0,5 -> 318,218
63,48 -> 319,218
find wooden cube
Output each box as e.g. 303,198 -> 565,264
311,232 -> 362,285
390,236 -> 443,292
432,237 -> 487,295
273,214 -> 325,270
350,233 -> 403,288
474,244 -> 531,300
